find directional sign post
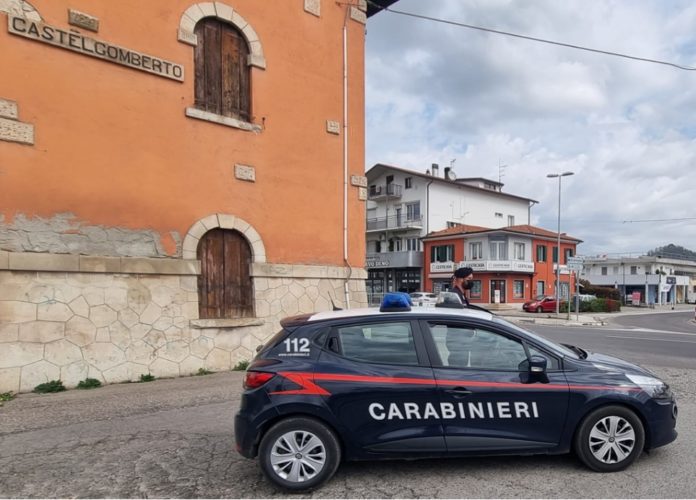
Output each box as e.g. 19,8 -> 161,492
566,257 -> 586,320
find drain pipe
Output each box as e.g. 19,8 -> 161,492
342,13 -> 351,308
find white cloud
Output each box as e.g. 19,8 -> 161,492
366,0 -> 696,254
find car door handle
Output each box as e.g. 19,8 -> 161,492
445,387 -> 473,397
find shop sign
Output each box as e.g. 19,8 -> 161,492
430,262 -> 455,273
366,258 -> 390,268
8,16 -> 184,81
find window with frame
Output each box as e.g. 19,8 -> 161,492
536,281 -> 544,297
564,248 -> 574,264
490,240 -> 508,260
406,201 -> 421,220
513,280 -> 524,298
405,177 -> 412,189
337,322 -> 418,365
601,266 -> 608,275
407,238 -> 419,251
514,242 -> 525,260
469,242 -> 483,260
630,266 -> 638,275
194,18 -> 251,121
469,280 -> 482,298
431,244 -> 454,263
552,246 -> 559,263
536,245 -> 547,262
507,215 -> 515,226
197,229 -> 253,319
495,212 -> 503,218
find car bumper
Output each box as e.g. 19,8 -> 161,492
646,398 -> 678,450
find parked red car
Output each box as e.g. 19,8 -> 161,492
522,295 -> 564,313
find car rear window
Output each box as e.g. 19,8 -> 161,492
337,321 -> 419,366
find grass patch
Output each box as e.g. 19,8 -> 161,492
77,377 -> 102,389
139,373 -> 156,383
33,380 -> 66,393
195,368 -> 214,376
233,360 -> 249,371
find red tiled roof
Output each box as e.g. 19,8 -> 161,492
426,224 -> 492,238
425,224 -> 582,242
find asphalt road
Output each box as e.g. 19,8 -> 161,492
0,327 -> 693,499
527,311 -> 696,370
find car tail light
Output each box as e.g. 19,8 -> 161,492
243,371 -> 274,390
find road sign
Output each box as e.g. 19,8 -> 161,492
666,277 -> 676,284
567,256 -> 585,265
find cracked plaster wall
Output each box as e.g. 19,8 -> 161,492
0,213 -> 181,257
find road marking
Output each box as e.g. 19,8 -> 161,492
607,335 -> 696,344
603,328 -> 696,337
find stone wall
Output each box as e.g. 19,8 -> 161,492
0,255 -> 367,393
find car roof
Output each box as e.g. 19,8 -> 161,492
305,306 -> 493,323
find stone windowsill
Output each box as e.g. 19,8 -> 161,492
190,318 -> 264,329
185,107 -> 262,132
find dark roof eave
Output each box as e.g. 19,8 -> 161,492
366,0 -> 399,17
366,163 -> 539,204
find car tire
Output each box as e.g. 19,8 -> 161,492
259,416 -> 341,491
536,306 -> 543,313
574,405 -> 645,472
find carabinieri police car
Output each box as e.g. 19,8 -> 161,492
235,293 -> 678,491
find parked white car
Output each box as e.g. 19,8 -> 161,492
409,292 -> 438,306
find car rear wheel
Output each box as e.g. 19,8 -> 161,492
536,306 -> 543,313
259,417 -> 341,491
574,405 -> 645,472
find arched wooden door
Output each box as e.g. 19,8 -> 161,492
197,229 -> 253,318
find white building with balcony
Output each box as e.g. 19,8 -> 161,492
365,163 -> 537,299
581,255 -> 696,305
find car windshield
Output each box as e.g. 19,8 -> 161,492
492,317 -> 580,359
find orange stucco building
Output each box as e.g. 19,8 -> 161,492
0,0 -> 383,392
423,225 -> 581,305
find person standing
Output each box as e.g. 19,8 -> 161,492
452,267 -> 474,306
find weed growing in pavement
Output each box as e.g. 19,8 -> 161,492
233,360 -> 250,371
139,373 -> 156,382
196,368 -> 214,376
33,380 -> 66,393
77,378 -> 102,389
0,392 -> 15,405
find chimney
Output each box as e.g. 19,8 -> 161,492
431,163 -> 439,177
444,166 -> 451,179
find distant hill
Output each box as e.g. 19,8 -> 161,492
647,244 -> 696,261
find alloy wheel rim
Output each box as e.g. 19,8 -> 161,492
270,430 -> 326,482
589,416 -> 635,464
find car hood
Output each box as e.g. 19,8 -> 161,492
582,350 -> 655,377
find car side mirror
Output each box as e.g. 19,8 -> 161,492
529,355 -> 547,374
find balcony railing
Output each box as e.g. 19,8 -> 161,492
366,215 -> 423,232
368,184 -> 402,200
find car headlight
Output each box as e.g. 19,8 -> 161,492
626,374 -> 673,399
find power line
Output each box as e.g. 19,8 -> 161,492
622,217 -> 696,223
370,1 -> 696,71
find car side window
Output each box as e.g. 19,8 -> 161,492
429,323 -> 528,371
337,321 -> 418,366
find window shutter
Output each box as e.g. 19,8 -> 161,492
194,19 -> 250,121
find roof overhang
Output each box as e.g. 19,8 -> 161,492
367,0 -> 399,17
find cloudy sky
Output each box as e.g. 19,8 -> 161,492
365,0 -> 696,256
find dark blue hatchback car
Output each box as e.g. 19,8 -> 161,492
235,294 -> 678,491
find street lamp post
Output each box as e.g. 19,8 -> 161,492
547,171 -> 574,316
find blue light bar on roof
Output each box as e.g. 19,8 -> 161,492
380,292 -> 412,312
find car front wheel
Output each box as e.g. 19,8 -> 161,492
536,306 -> 543,313
574,405 -> 645,472
259,417 -> 341,491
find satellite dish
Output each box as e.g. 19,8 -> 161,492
446,170 -> 457,181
